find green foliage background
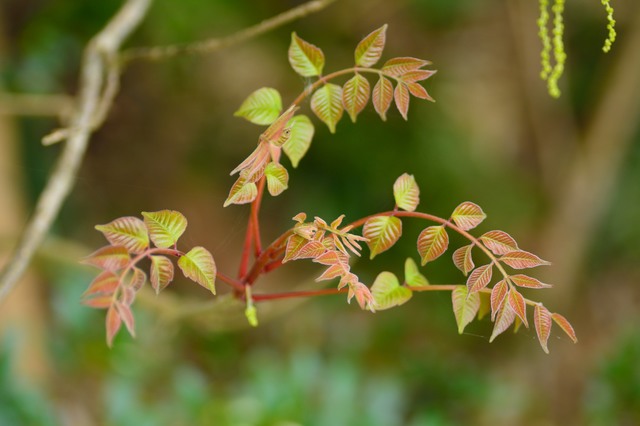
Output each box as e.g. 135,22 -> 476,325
1,0 -> 639,424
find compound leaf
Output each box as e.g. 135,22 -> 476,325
141,210 -> 187,249
95,216 -> 149,254
417,226 -> 449,265
234,87 -> 282,125
342,73 -> 370,122
452,286 -> 480,334
355,24 -> 387,67
371,271 -> 412,310
178,246 -> 217,295
283,115 -> 314,168
363,216 -> 402,259
289,32 -> 324,77
393,173 -> 420,212
311,83 -> 343,133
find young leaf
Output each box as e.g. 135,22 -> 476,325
452,244 -> 475,276
311,83 -> 343,133
534,304 -> 552,354
115,302 -> 135,337
451,202 -> 486,231
551,313 -> 578,343
127,267 -> 146,292
489,304 -> 516,342
141,210 -> 187,249
83,270 -> 119,297
477,292 -> 491,320
82,295 -> 113,309
347,281 -> 375,311
95,216 -> 149,254
245,305 -> 259,327
452,286 -> 480,334
233,87 -> 282,125
354,24 -> 387,67
178,246 -> 217,295
260,105 -> 299,144
295,241 -> 327,260
406,82 -> 434,101
264,162 -> 289,196
466,264 -> 493,293
316,262 -> 349,282
500,250 -> 551,269
479,230 -> 518,255
510,274 -> 552,289
288,32 -> 324,77
283,115 -> 314,168
363,216 -> 402,259
223,177 -> 258,207
283,234 -> 307,263
371,271 -> 412,310
394,82 -> 410,120
402,70 -> 437,82
508,288 -> 528,328
393,173 -> 420,212
82,246 -> 130,272
382,57 -> 431,77
417,226 -> 449,265
150,255 -> 174,294
490,279 -> 508,321
404,257 -> 429,287
106,305 -> 122,347
342,73 -> 370,122
372,76 -> 394,121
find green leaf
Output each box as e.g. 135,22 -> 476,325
141,210 -> 187,249
382,57 -> 431,77
234,87 -> 282,125
95,216 -> 149,254
288,32 -> 324,77
283,115 -> 314,168
404,257 -> 429,287
394,82 -> 410,120
393,173 -> 420,212
452,244 -> 474,276
223,176 -> 258,207
311,83 -> 343,133
363,216 -> 402,259
264,162 -> 289,196
372,75 -> 394,121
150,255 -> 174,294
342,73 -> 370,122
477,292 -> 491,320
82,246 -> 130,271
452,286 -> 480,334
451,202 -> 486,231
371,271 -> 412,310
355,24 -> 387,67
178,246 -> 217,295
417,226 -> 449,265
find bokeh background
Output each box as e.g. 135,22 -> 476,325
1,0 -> 639,424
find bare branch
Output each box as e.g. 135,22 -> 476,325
0,0 -> 152,304
120,0 -> 338,63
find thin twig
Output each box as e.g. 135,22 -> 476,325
121,0 -> 338,63
0,0 -> 153,305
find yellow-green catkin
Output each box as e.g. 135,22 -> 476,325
538,0 -> 552,80
548,0 -> 566,98
601,0 -> 616,53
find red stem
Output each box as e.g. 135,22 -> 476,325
251,177 -> 266,256
216,271 -> 245,292
238,219 -> 254,279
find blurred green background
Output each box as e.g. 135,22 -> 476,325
1,0 -> 639,424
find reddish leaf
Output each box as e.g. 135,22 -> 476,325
466,264 -> 493,293
342,73 -> 370,122
283,235 -> 307,262
311,83 -> 344,133
178,246 -> 217,295
141,210 -> 187,249
508,288 -> 528,328
82,295 -> 113,309
510,274 -> 552,289
402,70 -> 437,82
382,57 -> 431,77
490,279 -> 508,321
372,76 -> 394,121
223,176 -> 258,207
479,230 -> 518,255
452,286 -> 480,334
489,304 -> 516,342
316,263 -> 349,281
417,226 -> 449,265
296,241 -> 327,260
120,286 -> 136,306
406,82 -> 434,101
95,216 -> 149,254
83,271 -> 119,297
394,82 -> 410,120
264,162 -> 289,196
288,32 -> 324,77
501,250 -> 551,269
127,267 -> 146,291
115,302 -> 135,337
534,304 -> 552,354
150,255 -> 174,294
106,305 -> 122,347
82,246 -> 130,272
313,250 -> 345,266
452,244 -> 475,276
393,173 -> 420,212
451,202 -> 486,231
363,216 -> 402,259
552,313 -> 578,343
354,24 -> 387,67
347,281 -> 375,311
